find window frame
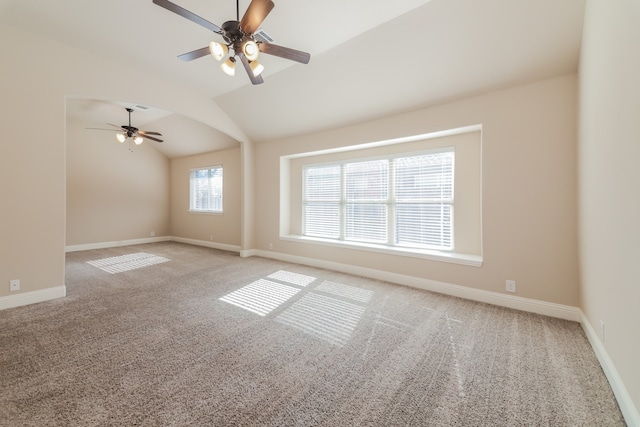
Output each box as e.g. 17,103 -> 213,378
189,165 -> 224,214
302,147 -> 455,252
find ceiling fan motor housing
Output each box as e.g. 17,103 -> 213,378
222,21 -> 244,44
221,20 -> 258,58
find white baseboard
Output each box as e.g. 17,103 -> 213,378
169,237 -> 241,253
64,243 -> 578,321
253,250 -> 580,322
240,249 -> 258,258
0,285 -> 67,311
580,311 -> 640,427
65,236 -> 241,254
65,236 -> 171,252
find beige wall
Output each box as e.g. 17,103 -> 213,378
0,36 -> 66,298
256,74 -> 579,306
579,0 -> 640,415
66,118 -> 170,246
0,24 -> 247,300
170,148 -> 242,246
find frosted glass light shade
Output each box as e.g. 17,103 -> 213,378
221,57 -> 236,76
242,40 -> 259,61
209,41 -> 228,61
116,133 -> 126,143
250,60 -> 264,77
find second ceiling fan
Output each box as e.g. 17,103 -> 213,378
153,0 -> 311,85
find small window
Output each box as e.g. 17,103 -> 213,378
190,166 -> 223,213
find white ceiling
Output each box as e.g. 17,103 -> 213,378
0,0 -> 586,157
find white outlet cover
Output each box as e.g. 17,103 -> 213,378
506,280 -> 516,293
10,279 -> 20,291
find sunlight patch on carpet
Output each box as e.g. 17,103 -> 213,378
275,292 -> 366,347
315,280 -> 374,303
219,279 -> 300,316
87,252 -> 170,274
267,270 -> 317,287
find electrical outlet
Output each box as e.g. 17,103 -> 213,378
150,231 -> 155,237
268,243 -> 273,250
10,279 -> 20,292
506,280 -> 516,293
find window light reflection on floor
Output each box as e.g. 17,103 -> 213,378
267,270 -> 317,287
219,270 -> 372,347
275,292 -> 366,347
87,252 -> 170,274
219,279 -> 301,316
315,280 -> 374,303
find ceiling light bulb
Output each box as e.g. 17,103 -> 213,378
242,40 -> 259,61
133,136 -> 144,145
221,57 -> 236,76
116,133 -> 126,143
250,60 -> 264,77
209,41 -> 228,61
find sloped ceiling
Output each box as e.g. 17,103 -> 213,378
0,0 -> 585,156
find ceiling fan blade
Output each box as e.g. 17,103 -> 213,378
107,123 -> 126,131
142,135 -> 164,143
259,43 -> 310,64
153,0 -> 222,34
86,127 -> 118,132
139,130 -> 163,136
240,54 -> 264,85
240,0 -> 275,35
178,46 -> 211,62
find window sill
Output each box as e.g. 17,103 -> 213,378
188,210 -> 223,215
280,235 -> 483,267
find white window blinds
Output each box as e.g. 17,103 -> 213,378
303,148 -> 454,251
345,160 -> 388,243
190,166 -> 223,212
394,152 -> 454,249
303,165 -> 340,238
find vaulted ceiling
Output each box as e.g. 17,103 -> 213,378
0,0 -> 586,157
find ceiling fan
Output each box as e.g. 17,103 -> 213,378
88,108 -> 163,145
152,0 -> 311,85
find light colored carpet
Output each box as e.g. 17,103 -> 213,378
0,242 -> 625,426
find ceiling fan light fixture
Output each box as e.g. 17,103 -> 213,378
242,40 -> 259,61
250,60 -> 264,77
133,136 -> 144,145
116,133 -> 127,143
209,41 -> 228,61
154,0 -> 311,86
221,56 -> 236,76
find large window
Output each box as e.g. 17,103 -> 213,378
303,149 -> 454,251
190,166 -> 223,213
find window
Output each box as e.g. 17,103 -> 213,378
190,166 -> 223,213
303,149 -> 454,251
283,127 -> 481,266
